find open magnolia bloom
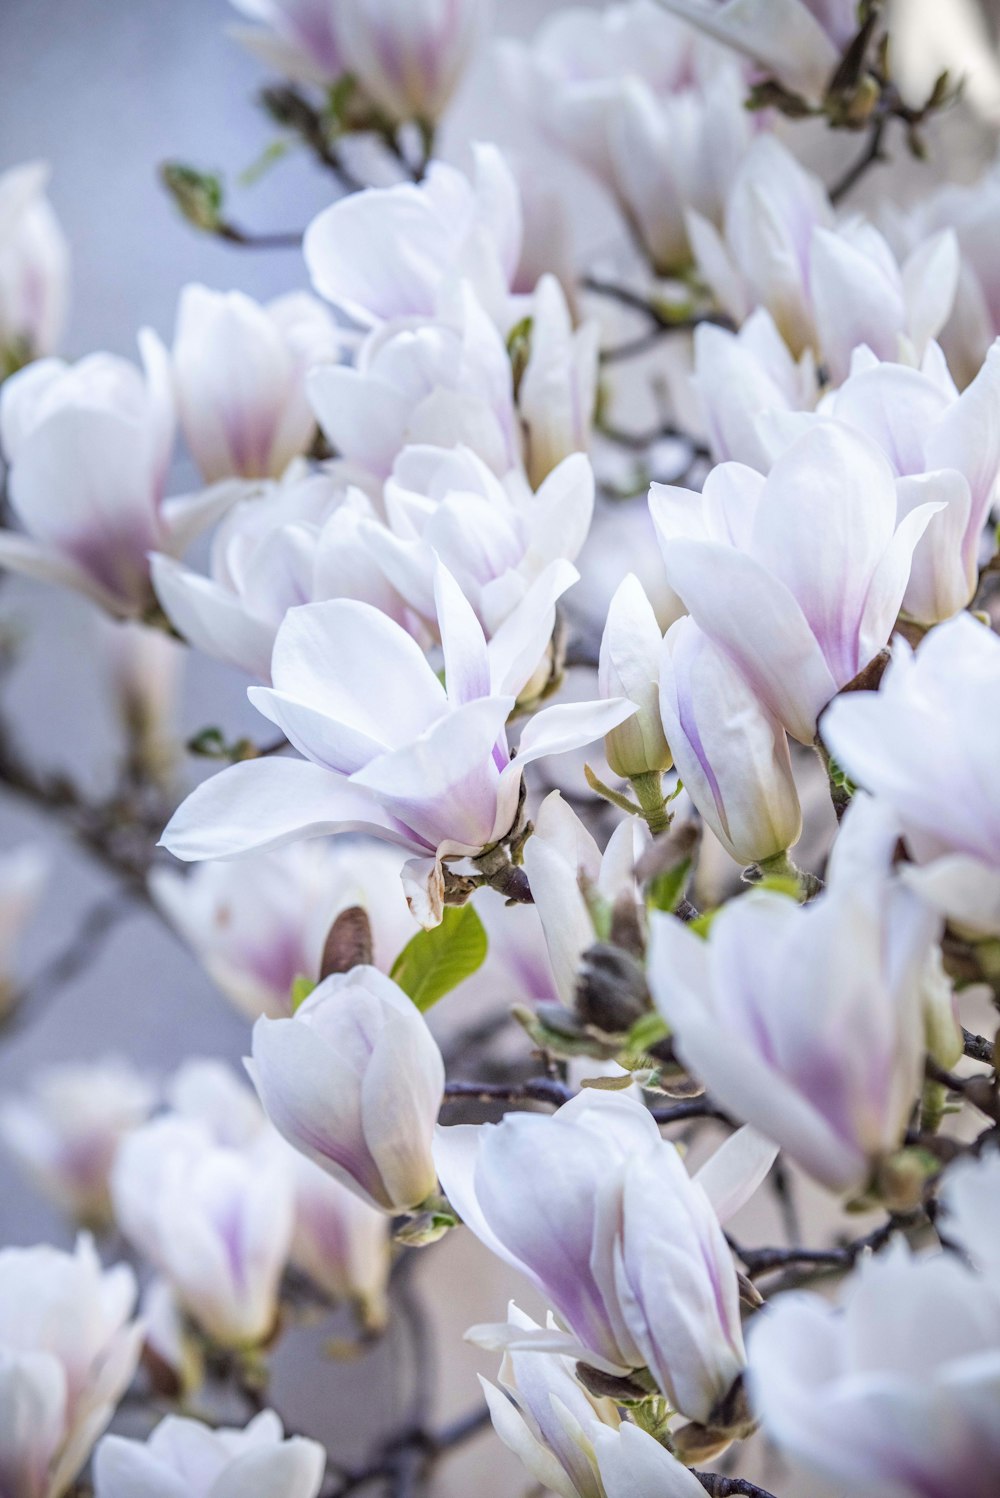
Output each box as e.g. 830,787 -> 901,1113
656,0 -> 864,106
171,285 -> 337,485
336,0 -> 490,127
0,1057 -> 156,1227
94,1410 -> 326,1498
504,0 -> 759,275
0,1236 -> 142,1498
481,1304 -> 707,1498
151,840 -> 416,1021
248,965 -> 445,1214
823,612 -> 1000,938
0,333 -> 233,617
649,422 -> 942,744
687,136 -> 959,384
756,341 -> 1000,625
0,161 -> 69,371
304,146 -> 522,331
649,795 -> 937,1195
437,1089 -> 777,1426
748,1153 -> 1000,1498
161,564 -> 633,923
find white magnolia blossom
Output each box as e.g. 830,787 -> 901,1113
152,840 -> 416,1020
0,1058 -> 156,1227
823,612 -> 1000,937
691,309 -> 819,472
649,795 -> 938,1193
659,617 -> 802,866
94,1410 -> 326,1498
228,0 -> 348,85
308,292 -> 520,488
151,466 -> 408,683
749,1153 -> 1000,1498
758,341 -> 1000,625
0,1236 -> 142,1498
0,333 -> 230,616
285,1146 -> 392,1328
248,966 -> 445,1213
337,0 -> 490,126
304,147 -> 521,330
506,1 -> 758,274
172,285 -> 337,484
160,565 -> 632,921
437,1090 -> 777,1424
598,573 -> 672,781
111,1092 -> 294,1348
649,422 -> 941,744
523,791 -> 647,1010
688,136 -> 959,384
658,0 -> 861,105
519,275 -> 600,488
0,844 -> 48,1012
0,161 -> 69,370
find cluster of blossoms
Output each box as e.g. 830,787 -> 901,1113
2,1 -> 1000,1496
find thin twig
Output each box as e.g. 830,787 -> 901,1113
216,224 -> 305,250
828,114 -> 889,204
4,896 -> 135,1034
442,1078 -> 574,1109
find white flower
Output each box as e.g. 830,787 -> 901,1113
151,841 -> 416,1021
0,1236 -> 142,1498
649,422 -> 941,744
94,1410 -> 326,1498
0,1058 -> 156,1226
519,276 -> 600,489
0,844 -> 48,1013
228,0 -> 347,86
286,1147 -> 391,1328
337,0 -> 490,126
649,795 -> 937,1193
160,566 -> 633,922
0,162 -> 69,369
823,612 -> 1000,937
248,966 -> 445,1213
172,286 -> 337,484
598,573 -> 672,781
304,146 -> 521,330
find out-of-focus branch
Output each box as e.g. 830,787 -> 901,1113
730,1210 -> 924,1282
3,895 -> 134,1035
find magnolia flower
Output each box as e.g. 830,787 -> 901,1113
523,791 -> 647,1011
749,1160 -> 1000,1498
598,573 -> 672,781
285,1147 -> 391,1328
94,1410 -> 326,1498
0,844 -> 48,1016
649,796 -> 937,1193
688,137 -> 958,382
248,966 -> 444,1213
519,276 -> 600,489
308,293 -> 520,488
649,422 -> 941,744
151,468 -> 407,683
0,334 -> 226,616
0,162 -> 69,371
506,2 -> 757,274
337,0 -> 489,126
362,443 -> 593,652
658,0 -> 861,105
823,613 -> 1000,937
172,286 -> 337,484
151,841 -> 416,1021
691,309 -> 818,472
161,566 -> 633,922
437,1089 -> 777,1424
760,341 -> 1000,624
228,0 -> 347,86
0,1236 -> 142,1498
659,617 -> 802,865
304,146 -> 521,330
111,1108 -> 293,1348
0,1058 -> 156,1227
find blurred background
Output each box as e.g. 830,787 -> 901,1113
2,2 -> 999,1493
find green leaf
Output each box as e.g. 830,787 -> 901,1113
626,1010 -> 669,1055
390,905 -> 488,1012
290,975 -> 317,1012
647,858 -> 692,914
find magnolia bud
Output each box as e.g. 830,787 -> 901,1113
599,575 -> 672,781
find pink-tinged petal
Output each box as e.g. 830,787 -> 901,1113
248,685 -> 389,775
810,227 -> 906,384
307,365 -> 411,479
529,453 -> 595,567
0,531 -> 126,615
151,554 -> 275,681
160,758 -> 418,862
510,697 -> 637,771
856,495 -> 943,662
434,564 -> 490,707
901,857 -> 1000,939
593,1423 -> 708,1498
487,560 -> 578,701
160,478 -> 254,558
895,471 -> 974,625
522,791 -> 601,1007
901,229 -> 960,359
656,0 -> 841,102
693,1127 -> 779,1225
925,339 -> 1000,520
660,539 -> 835,744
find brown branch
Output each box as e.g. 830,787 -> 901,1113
828,113 -> 889,204
442,1078 -> 574,1109
695,1477 -> 779,1498
731,1211 -> 923,1281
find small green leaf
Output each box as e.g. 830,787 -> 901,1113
626,1011 -> 669,1055
291,975 -> 317,1012
647,858 -> 692,914
390,905 -> 488,1012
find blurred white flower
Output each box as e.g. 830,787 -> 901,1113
519,276 -> 600,489
0,844 -> 48,1016
338,0 -> 490,126
229,0 -> 347,86
285,1145 -> 392,1328
0,162 -> 69,372
0,1236 -> 142,1498
95,1409 -> 326,1498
